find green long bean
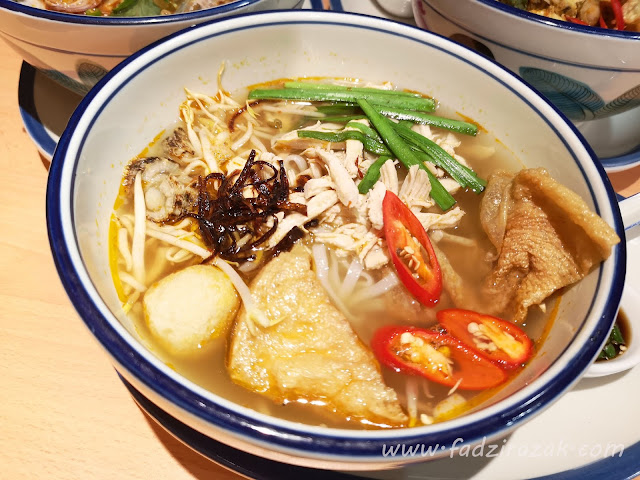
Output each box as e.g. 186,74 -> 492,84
356,99 -> 455,210
284,82 -> 424,97
249,88 -> 436,112
393,121 -> 486,193
297,130 -> 391,156
378,107 -> 479,136
358,156 -> 391,194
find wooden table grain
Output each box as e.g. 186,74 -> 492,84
1,36 -> 638,480
0,41 -> 243,480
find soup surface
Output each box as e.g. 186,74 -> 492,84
109,72 -> 619,429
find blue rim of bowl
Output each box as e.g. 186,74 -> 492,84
600,144 -> 640,171
122,373 -> 640,480
0,0 -> 273,24
46,10 -> 626,459
18,62 -> 58,159
475,0 -> 640,39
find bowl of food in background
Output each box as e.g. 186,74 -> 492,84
47,10 -> 631,470
412,0 -> 640,169
0,0 -> 302,96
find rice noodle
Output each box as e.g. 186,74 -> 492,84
118,214 -> 134,235
328,249 -> 342,296
180,103 -> 203,158
311,244 -> 355,321
158,217 -> 192,231
122,290 -> 141,315
284,154 -> 308,174
249,134 -> 267,153
212,257 -> 272,330
144,228 -> 211,258
196,130 -> 218,174
448,378 -> 463,397
117,227 -> 133,272
438,232 -> 477,248
132,172 -> 146,285
350,272 -> 399,304
231,121 -> 254,151
421,379 -> 434,399
340,258 -> 364,297
165,246 -> 194,263
184,158 -> 210,175
118,271 -> 148,293
406,377 -> 419,427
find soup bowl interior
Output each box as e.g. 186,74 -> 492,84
47,10 -> 625,469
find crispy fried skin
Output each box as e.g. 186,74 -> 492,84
480,168 -> 620,322
227,247 -> 407,427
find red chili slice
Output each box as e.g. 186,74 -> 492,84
599,14 -> 608,29
371,325 -> 507,390
611,0 -> 626,30
437,309 -> 533,369
382,191 -> 441,307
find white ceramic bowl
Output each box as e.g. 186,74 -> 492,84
412,0 -> 640,168
47,10 -> 627,470
0,0 -> 302,96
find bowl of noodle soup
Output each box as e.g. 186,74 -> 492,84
47,10 -> 626,470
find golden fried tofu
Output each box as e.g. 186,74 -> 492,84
480,168 -> 620,322
227,246 -> 408,428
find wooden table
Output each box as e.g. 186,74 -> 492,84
0,40 -> 242,480
1,37 -> 639,480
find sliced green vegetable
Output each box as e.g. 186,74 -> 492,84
313,115 -> 366,123
597,323 -> 627,361
358,156 -> 391,194
315,104 -> 361,115
297,130 -> 391,156
111,0 -> 161,16
356,99 -> 455,210
377,107 -> 478,136
393,121 -> 486,193
249,88 -> 436,112
284,82 -> 424,98
345,121 -> 383,142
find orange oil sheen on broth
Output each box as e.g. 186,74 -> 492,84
108,79 -> 550,429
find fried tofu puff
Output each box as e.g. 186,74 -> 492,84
143,265 -> 239,356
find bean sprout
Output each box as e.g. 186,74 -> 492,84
132,172 -> 146,285
117,227 -> 133,272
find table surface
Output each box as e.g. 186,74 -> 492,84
1,26 -> 640,480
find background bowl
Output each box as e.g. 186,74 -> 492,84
46,10 -> 625,470
412,0 -> 640,164
0,0 -> 302,96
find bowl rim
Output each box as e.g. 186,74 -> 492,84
472,0 -> 640,40
46,9 -> 626,461
0,0 -> 274,25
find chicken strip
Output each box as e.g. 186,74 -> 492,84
227,246 -> 408,427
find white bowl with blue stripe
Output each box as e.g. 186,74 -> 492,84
0,0 -> 302,96
412,0 -> 640,169
46,10 -> 626,470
